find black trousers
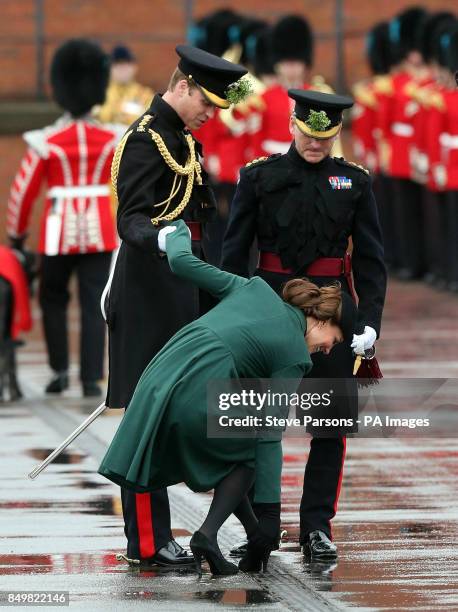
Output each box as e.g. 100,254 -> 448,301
446,191 -> 458,285
39,252 -> 111,381
392,178 -> 426,278
121,487 -> 172,559
203,181 -> 237,266
373,173 -> 400,270
421,189 -> 445,281
299,437 -> 346,541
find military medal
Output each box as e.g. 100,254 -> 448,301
329,176 -> 352,190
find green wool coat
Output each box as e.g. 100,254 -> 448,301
98,221 -> 312,503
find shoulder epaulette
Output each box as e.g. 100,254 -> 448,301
334,157 -> 370,175
413,84 -> 433,106
311,75 -> 334,94
352,81 -> 377,109
136,113 -> 156,133
404,81 -> 418,98
430,91 -> 445,112
23,127 -> 49,158
245,154 -> 281,169
373,75 -> 393,95
245,156 -> 269,168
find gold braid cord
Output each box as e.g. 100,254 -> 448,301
148,130 -> 202,226
110,129 -> 133,203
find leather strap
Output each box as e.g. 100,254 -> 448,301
258,251 -> 356,301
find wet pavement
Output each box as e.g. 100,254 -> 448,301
1,278 -> 458,611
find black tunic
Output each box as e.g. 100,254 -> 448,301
221,144 -> 387,431
221,143 -> 387,337
106,94 -> 216,408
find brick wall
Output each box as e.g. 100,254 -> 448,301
1,0 -> 456,100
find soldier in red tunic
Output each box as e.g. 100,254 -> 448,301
439,27 -> 458,290
352,22 -> 395,268
378,8 -> 432,280
6,39 -> 120,397
410,13 -> 456,286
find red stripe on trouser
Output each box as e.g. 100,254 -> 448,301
135,493 -> 156,558
330,437 -> 347,540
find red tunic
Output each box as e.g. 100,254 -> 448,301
0,246 -> 32,338
415,84 -> 448,191
351,79 -> 378,171
440,89 -> 458,190
250,83 -> 300,158
194,109 -> 250,184
7,117 -> 120,255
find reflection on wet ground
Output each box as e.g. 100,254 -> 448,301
2,277 -> 458,609
278,436 -> 458,610
26,447 -> 85,463
3,402 -> 457,611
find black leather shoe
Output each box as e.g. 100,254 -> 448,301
82,381 -> 102,397
148,539 -> 195,567
45,371 -> 69,394
303,530 -> 337,561
229,540 -> 248,557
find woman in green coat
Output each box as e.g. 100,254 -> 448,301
99,220 -> 355,576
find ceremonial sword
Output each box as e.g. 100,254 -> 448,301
28,249 -> 118,481
28,401 -> 107,480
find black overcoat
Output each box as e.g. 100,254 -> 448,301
106,95 -> 216,408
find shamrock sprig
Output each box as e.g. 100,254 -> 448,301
225,76 -> 254,105
305,109 -> 331,132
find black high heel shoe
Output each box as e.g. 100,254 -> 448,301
189,531 -> 238,577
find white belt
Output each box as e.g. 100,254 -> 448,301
47,185 -> 110,198
391,122 -> 414,137
439,133 -> 458,149
261,139 -> 291,155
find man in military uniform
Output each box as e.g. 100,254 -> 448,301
95,45 -> 154,126
105,45 -> 247,567
7,39 -> 120,397
222,90 -> 387,559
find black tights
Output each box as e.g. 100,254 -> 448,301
233,495 -> 258,537
199,465 -> 257,541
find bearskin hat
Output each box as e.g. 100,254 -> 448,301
421,12 -> 455,63
188,9 -> 241,57
51,39 -> 110,118
366,22 -> 392,75
235,17 -> 267,66
246,26 -> 275,78
447,25 -> 458,74
271,15 -> 313,67
429,18 -> 458,68
389,7 -> 429,64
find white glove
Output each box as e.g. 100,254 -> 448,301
351,326 -> 377,355
157,226 -> 177,252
